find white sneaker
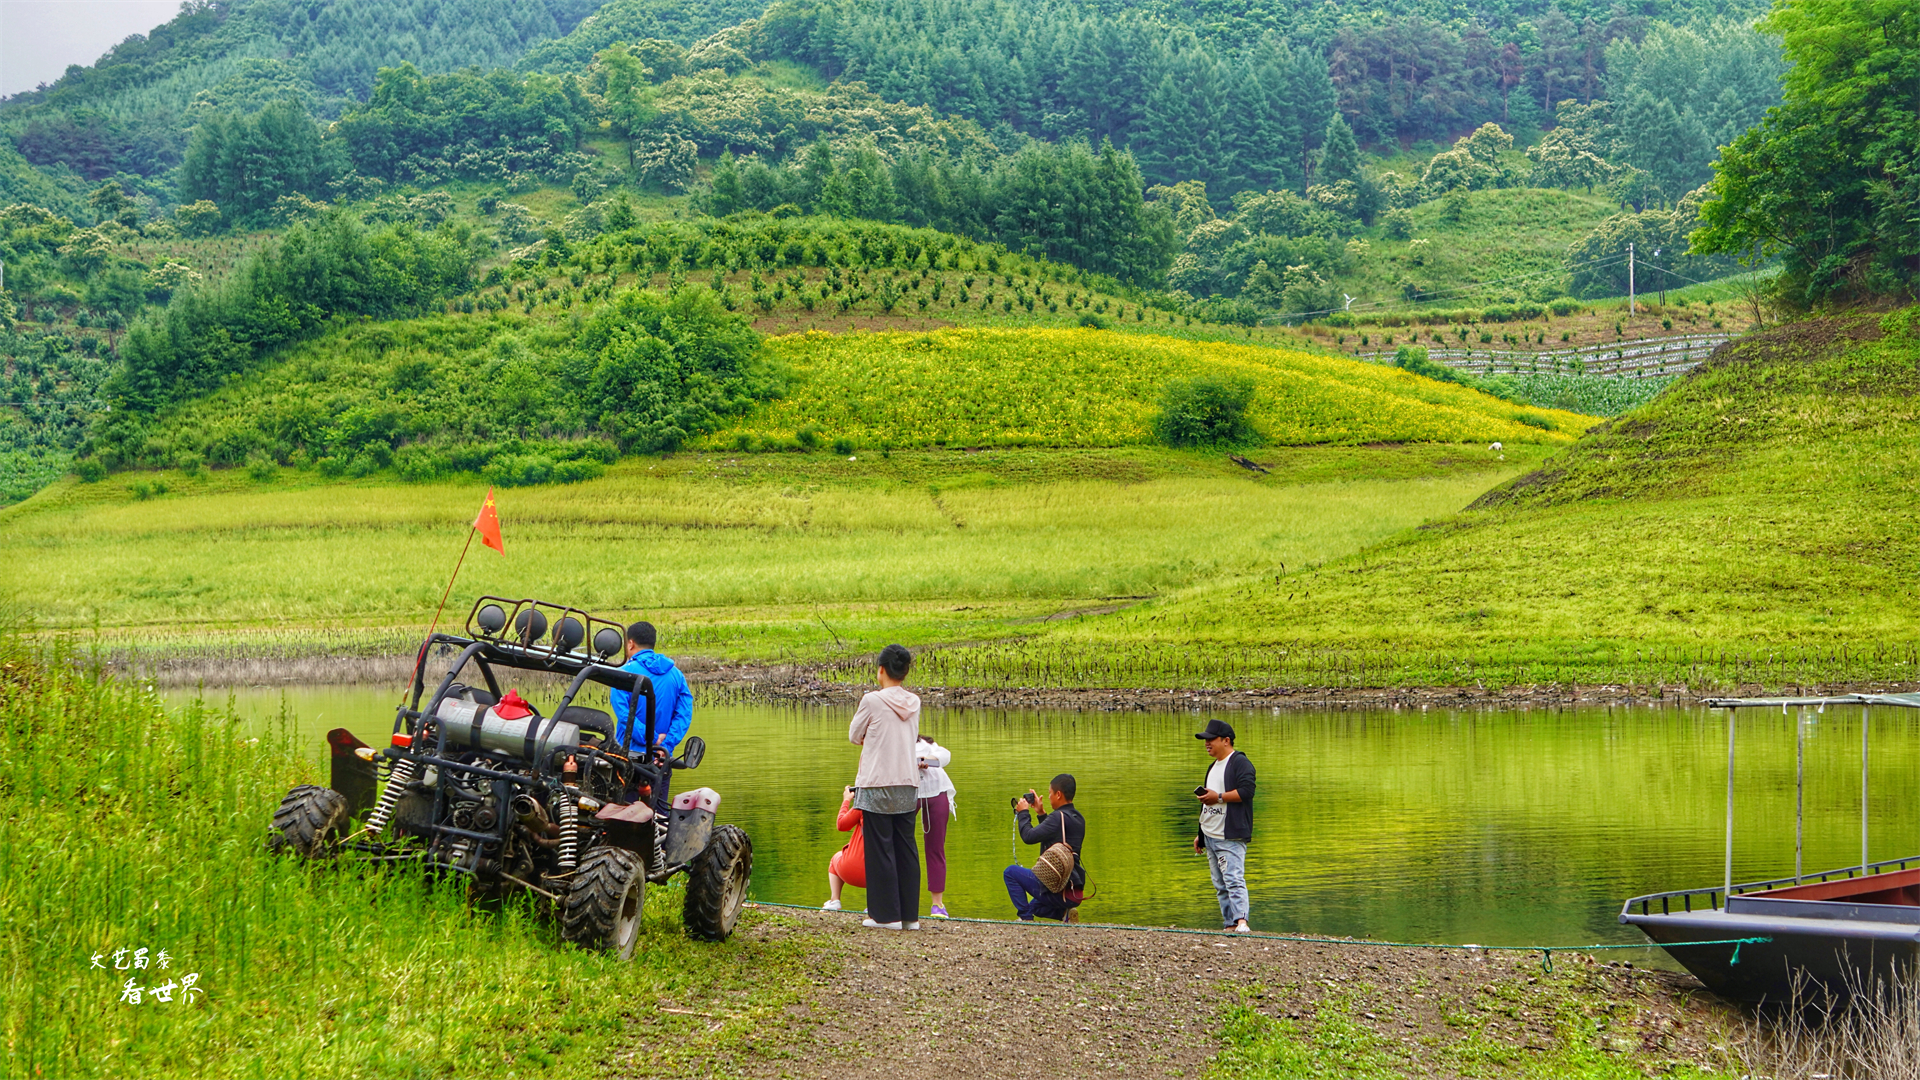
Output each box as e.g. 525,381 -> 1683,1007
862,918 -> 904,930
1233,921 -> 1251,934
905,921 -> 921,931
822,899 -> 842,911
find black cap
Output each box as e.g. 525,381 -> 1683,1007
1195,719 -> 1236,741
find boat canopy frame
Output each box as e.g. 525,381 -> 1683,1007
1705,693 -> 1920,905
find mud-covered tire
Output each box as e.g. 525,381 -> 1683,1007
268,785 -> 348,858
561,848 -> 644,960
684,824 -> 752,942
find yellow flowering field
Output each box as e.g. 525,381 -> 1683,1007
698,328 -> 1594,449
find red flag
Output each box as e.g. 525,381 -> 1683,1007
475,487 -> 504,554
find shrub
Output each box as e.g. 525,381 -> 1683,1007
831,437 -> 855,455
1549,297 -> 1580,316
1512,412 -> 1557,431
73,458 -> 108,483
1153,375 -> 1258,448
1078,312 -> 1112,329
795,425 -> 822,449
1381,208 -> 1413,240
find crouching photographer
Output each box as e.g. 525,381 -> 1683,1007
1002,774 -> 1086,922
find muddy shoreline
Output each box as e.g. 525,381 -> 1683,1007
678,908 -> 1741,1079
117,650 -> 1916,712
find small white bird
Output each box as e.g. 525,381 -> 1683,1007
1489,441 -> 1504,451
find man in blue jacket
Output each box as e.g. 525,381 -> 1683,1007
610,621 -> 693,822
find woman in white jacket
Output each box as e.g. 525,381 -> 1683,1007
916,734 -> 957,918
848,644 -> 922,930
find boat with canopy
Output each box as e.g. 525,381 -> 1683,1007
1620,693 -> 1920,1003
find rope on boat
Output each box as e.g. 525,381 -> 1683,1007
741,899 -> 1768,974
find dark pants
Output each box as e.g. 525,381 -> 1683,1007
862,810 -> 921,925
651,761 -> 673,821
919,793 -> 950,893
1004,865 -> 1069,921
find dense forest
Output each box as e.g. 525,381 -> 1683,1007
1,0 -> 1914,504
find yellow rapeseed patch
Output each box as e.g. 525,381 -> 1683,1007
698,328 -> 1593,449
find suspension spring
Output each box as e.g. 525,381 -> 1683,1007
364,758 -> 418,836
556,790 -> 578,871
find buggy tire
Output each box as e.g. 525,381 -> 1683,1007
562,848 -> 644,960
268,785 -> 348,858
684,824 -> 752,942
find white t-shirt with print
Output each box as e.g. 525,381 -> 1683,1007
1200,757 -> 1229,839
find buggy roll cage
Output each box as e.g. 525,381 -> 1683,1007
373,597 -> 660,865
399,596 -> 656,761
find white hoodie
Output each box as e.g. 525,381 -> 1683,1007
916,739 -> 957,817
849,685 -> 921,789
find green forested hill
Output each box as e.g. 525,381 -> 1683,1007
5,0 -> 1909,517
0,0 -> 609,196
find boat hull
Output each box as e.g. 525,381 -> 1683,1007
1622,907 -> 1920,1003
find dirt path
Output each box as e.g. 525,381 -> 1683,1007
666,909 -> 1739,1079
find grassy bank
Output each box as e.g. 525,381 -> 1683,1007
0,445 -> 1536,644
0,641 -> 816,1078
914,310 -> 1920,691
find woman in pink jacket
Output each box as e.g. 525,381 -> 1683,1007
848,644 -> 922,930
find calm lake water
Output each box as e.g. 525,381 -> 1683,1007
171,685 -> 1920,957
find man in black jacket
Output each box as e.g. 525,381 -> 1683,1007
1193,719 -> 1256,932
1003,773 -> 1086,922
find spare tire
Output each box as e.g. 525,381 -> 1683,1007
268,785 -> 348,858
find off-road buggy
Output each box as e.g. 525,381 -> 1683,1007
267,597 -> 753,956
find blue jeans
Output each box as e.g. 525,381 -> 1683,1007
1204,836 -> 1249,927
1004,865 -> 1069,921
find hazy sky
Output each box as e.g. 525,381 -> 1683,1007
2,0 -> 183,96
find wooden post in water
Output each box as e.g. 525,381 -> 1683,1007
1725,706 -> 1736,906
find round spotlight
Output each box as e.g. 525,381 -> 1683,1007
593,626 -> 623,658
556,616 -> 585,652
513,608 -> 548,644
476,604 -> 506,635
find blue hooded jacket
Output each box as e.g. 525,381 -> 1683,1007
610,650 -> 693,756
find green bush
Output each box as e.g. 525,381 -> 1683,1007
72,458 -> 107,483
1153,375 -> 1258,448
1549,297 -> 1581,316
1078,312 -> 1112,329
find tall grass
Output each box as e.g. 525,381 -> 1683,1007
855,637 -> 1920,694
1736,970 -> 1920,1080
0,640 -> 810,1078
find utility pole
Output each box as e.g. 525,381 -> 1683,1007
1627,242 -> 1635,318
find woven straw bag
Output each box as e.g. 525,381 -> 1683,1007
1033,813 -> 1076,894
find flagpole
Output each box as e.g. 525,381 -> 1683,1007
413,525 -> 476,687
414,487 -> 499,686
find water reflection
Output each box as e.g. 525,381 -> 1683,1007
172,686 -> 1919,954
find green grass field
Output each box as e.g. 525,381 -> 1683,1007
0,643 -> 818,1078
0,445 -> 1539,654
918,309 -> 1920,690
